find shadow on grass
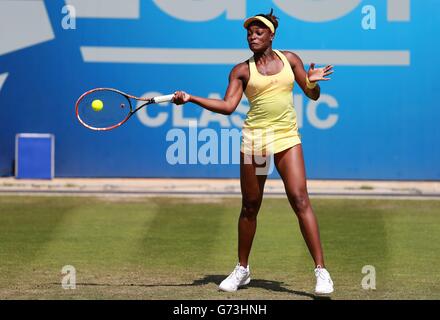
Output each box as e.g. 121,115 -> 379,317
193,275 -> 324,299
53,274 -> 330,300
247,278 -> 330,300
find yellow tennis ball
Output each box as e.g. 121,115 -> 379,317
91,99 -> 103,112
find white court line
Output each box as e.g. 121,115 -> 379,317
1,191 -> 439,201
80,47 -> 410,66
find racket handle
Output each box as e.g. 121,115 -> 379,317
153,94 -> 174,104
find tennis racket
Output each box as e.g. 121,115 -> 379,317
75,88 -> 174,131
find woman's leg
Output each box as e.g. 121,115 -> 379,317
274,145 -> 325,267
238,152 -> 268,267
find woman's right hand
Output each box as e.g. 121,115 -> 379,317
173,91 -> 191,105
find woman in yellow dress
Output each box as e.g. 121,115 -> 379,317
173,10 -> 334,295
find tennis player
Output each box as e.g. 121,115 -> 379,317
173,10 -> 334,295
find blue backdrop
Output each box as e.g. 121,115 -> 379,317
0,0 -> 439,179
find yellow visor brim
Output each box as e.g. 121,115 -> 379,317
243,16 -> 275,33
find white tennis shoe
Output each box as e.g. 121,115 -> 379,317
219,263 -> 251,292
314,266 -> 334,295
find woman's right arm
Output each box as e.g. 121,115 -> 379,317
173,63 -> 248,115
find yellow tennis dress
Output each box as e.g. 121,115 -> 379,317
241,50 -> 301,155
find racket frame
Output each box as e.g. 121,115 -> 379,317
75,88 -> 172,131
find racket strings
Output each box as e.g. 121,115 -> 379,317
77,90 -> 132,130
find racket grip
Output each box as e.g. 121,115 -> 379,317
153,94 -> 174,104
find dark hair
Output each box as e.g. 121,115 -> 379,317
256,8 -> 279,30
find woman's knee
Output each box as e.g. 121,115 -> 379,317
241,196 -> 262,219
288,189 -> 311,213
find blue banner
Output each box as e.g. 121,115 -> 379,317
0,0 -> 439,179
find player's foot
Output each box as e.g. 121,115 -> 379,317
219,263 -> 251,292
314,266 -> 334,295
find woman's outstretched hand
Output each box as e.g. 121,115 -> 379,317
173,91 -> 191,105
307,63 -> 334,82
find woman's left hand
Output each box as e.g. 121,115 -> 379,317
307,63 -> 334,82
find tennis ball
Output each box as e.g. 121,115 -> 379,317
91,99 -> 103,112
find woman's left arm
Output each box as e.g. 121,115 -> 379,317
282,51 -> 333,101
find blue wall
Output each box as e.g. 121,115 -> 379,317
1,0 -> 439,179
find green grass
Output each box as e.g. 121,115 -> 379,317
0,196 -> 439,300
